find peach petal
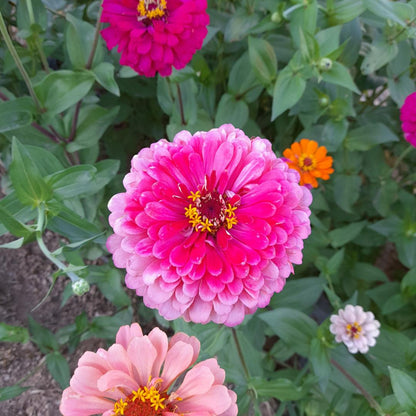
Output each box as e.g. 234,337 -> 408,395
115,323 -> 143,349
175,365 -> 215,398
60,387 -> 113,416
127,336 -> 157,386
161,341 -> 194,388
97,369 -> 138,393
148,327 -> 169,376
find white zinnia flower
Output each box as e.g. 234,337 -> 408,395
329,304 -> 380,354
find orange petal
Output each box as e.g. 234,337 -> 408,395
306,139 -> 318,154
314,146 -> 328,161
291,142 -> 302,156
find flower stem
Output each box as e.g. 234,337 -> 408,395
0,11 -> 43,112
391,145 -> 414,173
176,83 -> 186,125
86,4 -> 103,70
36,205 -> 80,283
231,327 -> 250,379
68,3 -> 103,143
330,359 -> 387,416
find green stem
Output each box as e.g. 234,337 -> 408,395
231,327 -> 250,379
35,36 -> 50,73
0,11 -> 43,112
391,145 -> 414,173
86,4 -> 103,70
330,359 -> 387,416
36,205 -> 80,282
176,83 -> 186,126
26,0 -> 36,26
16,356 -> 46,385
68,3 -> 103,142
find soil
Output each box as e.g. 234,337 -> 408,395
0,233 -> 116,416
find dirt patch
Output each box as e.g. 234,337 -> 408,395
0,233 -> 116,416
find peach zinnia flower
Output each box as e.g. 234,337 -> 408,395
107,124 -> 312,326
60,323 -> 237,416
283,139 -> 334,188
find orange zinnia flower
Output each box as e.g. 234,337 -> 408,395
283,139 -> 334,188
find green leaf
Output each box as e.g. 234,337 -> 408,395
310,338 -> 331,386
329,0 -> 365,24
0,385 -> 29,401
87,266 -> 130,308
0,97 -> 34,132
91,63 -> 120,96
401,268 -> 416,297
0,237 -> 25,249
389,367 -> 416,416
0,205 -> 34,240
34,70 -> 95,115
331,347 -> 382,396
269,277 -> 324,311
321,62 -> 360,93
46,352 -> 70,389
248,36 -> 277,85
67,105 -> 119,152
396,234 -> 416,269
16,0 -> 47,33
65,13 -> 104,68
345,123 -> 399,151
215,94 -> 249,128
259,308 -> 317,356
249,377 -> 307,401
364,0 -> 407,26
352,262 -> 388,283
228,53 -> 263,103
47,203 -> 102,243
369,216 -> 402,237
10,138 -> 52,206
288,0 -> 318,48
361,41 -> 399,75
272,68 -> 306,120
48,165 -> 97,199
332,174 -> 361,213
28,316 -> 59,353
89,308 -> 133,340
329,221 -> 367,248
0,192 -> 36,236
0,323 -> 29,343
224,12 -> 260,42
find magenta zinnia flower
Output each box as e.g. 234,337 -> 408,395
60,323 -> 237,416
100,0 -> 209,77
400,91 -> 416,147
107,124 -> 312,326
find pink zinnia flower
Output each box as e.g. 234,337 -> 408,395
60,323 -> 237,416
400,91 -> 416,147
100,0 -> 209,77
107,124 -> 312,326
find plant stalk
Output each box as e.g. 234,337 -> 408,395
330,359 -> 387,416
0,11 -> 43,112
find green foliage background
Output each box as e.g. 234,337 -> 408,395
1,0 -> 416,415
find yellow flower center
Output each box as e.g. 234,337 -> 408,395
346,322 -> 362,339
137,0 -> 167,20
298,153 -> 317,171
185,190 -> 239,234
113,384 -> 179,416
